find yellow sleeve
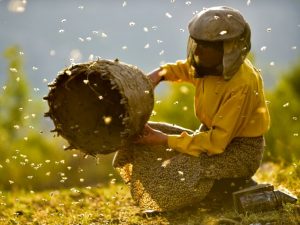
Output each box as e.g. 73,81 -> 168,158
168,85 -> 253,157
160,60 -> 194,83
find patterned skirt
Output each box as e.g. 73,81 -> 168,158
113,122 -> 264,211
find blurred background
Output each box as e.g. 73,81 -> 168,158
0,0 -> 299,191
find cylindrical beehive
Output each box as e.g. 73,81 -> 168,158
44,59 -> 154,155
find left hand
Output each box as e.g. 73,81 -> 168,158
134,124 -> 168,146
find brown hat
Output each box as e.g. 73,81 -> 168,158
188,6 -> 251,80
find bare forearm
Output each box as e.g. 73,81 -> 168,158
148,68 -> 165,88
153,131 -> 168,146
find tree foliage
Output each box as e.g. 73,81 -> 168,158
264,62 -> 300,163
0,46 -> 29,138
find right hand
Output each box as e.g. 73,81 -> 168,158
133,124 -> 168,146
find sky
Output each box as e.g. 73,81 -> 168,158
0,0 -> 300,97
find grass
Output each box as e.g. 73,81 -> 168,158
0,162 -> 299,225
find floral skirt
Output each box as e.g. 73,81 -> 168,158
113,122 -> 264,211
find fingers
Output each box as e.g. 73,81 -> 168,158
132,132 -> 147,144
132,124 -> 156,144
133,132 -> 150,145
143,124 -> 152,135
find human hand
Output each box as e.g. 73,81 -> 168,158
134,124 -> 168,146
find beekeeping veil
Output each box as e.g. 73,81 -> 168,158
187,6 -> 251,80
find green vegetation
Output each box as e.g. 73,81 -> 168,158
264,63 -> 300,163
0,163 -> 299,225
152,82 -> 198,130
0,47 -> 299,224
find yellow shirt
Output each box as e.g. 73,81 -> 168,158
160,59 -> 270,157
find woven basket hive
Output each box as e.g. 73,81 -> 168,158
44,59 -> 154,155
